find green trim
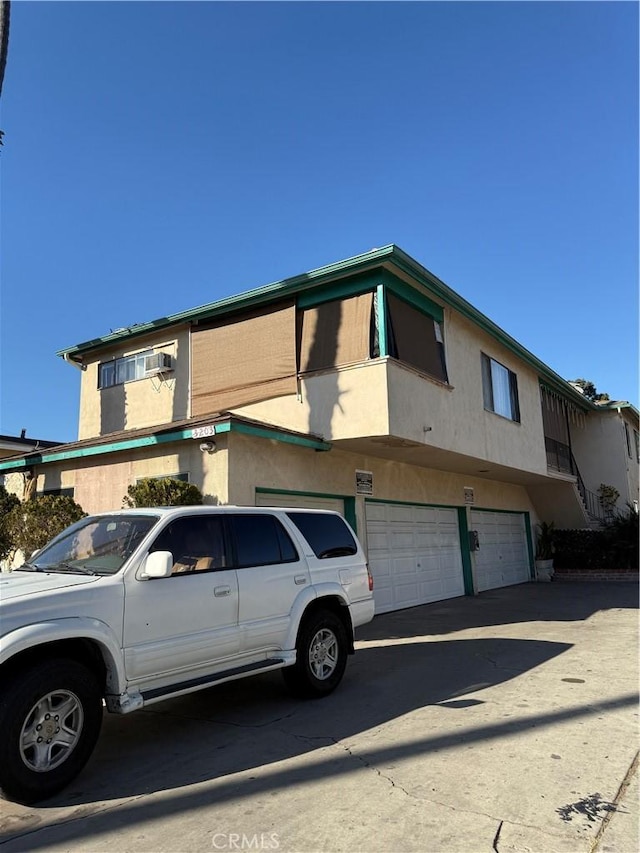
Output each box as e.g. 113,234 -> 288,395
457,508 -> 475,596
255,488 -> 356,534
523,513 -> 536,580
57,242 -> 595,411
296,271 -> 379,309
0,420 -> 330,473
376,284 -> 388,357
380,270 -> 444,323
0,428 -> 195,472
219,421 -> 331,452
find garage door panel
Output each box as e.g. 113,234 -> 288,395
470,510 -> 530,593
255,492 -> 345,515
366,502 -> 465,614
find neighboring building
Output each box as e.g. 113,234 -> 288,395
0,246 -> 637,612
0,431 -> 62,500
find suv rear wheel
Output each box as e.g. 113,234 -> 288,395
0,659 -> 103,805
283,610 -> 348,699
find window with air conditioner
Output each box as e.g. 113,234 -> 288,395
98,350 -> 172,389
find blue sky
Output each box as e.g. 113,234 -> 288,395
1,0 -> 638,442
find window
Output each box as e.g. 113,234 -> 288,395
385,293 -> 448,383
98,350 -> 153,389
624,424 -> 632,458
150,515 -> 229,575
286,512 -> 357,559
481,354 -> 520,422
230,515 -> 299,568
634,430 -> 639,463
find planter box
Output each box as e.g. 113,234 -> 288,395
554,568 -> 639,583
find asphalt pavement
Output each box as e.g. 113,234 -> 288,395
0,581 -> 638,853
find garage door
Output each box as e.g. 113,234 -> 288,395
470,510 -> 531,592
255,491 -> 345,515
366,502 -> 465,614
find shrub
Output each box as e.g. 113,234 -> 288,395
123,477 -> 203,508
0,484 -> 20,560
554,508 -> 639,571
5,495 -> 87,558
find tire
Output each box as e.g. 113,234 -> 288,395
283,610 -> 348,699
0,659 -> 103,805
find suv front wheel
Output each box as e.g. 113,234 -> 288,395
0,659 -> 103,805
283,610 -> 348,699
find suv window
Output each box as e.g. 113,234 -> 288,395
230,514 -> 299,568
286,512 -> 357,559
150,516 -> 228,575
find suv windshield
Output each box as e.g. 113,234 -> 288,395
27,515 -> 159,576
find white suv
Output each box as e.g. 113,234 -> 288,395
0,507 -> 375,804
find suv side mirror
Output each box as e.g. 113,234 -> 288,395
143,551 -> 174,578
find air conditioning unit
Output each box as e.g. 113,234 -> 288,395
144,352 -> 173,376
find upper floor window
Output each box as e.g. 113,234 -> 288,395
634,430 -> 639,463
99,350 -> 153,389
481,353 -> 520,422
385,293 -> 448,383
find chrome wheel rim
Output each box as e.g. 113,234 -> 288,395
308,628 -> 339,680
20,690 -> 84,773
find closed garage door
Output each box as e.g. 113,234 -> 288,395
366,502 -> 465,614
255,491 -> 345,515
470,510 -> 531,592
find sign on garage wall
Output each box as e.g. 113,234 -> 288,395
464,487 -> 475,504
356,470 -> 373,496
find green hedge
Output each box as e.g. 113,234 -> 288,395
554,514 -> 639,571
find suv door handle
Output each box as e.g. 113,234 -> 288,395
294,575 -> 308,585
214,585 -> 231,597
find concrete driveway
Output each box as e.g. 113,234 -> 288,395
1,582 -> 638,853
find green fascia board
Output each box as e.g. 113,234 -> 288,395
0,428 -> 194,472
0,420 -> 331,473
216,421 -> 331,452
57,247 -> 401,360
385,247 -> 593,411
595,401 -> 639,418
296,268 -> 444,323
56,243 -> 594,411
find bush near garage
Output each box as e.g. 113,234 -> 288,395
4,494 -> 87,559
554,508 -> 639,571
0,484 -> 20,560
123,477 -> 204,508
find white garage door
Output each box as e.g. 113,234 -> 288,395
470,510 -> 531,592
255,492 -> 345,515
366,502 -> 465,614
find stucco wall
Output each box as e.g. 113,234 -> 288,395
233,360 -> 390,441
571,409 -> 638,509
387,310 -> 548,475
77,327 -> 190,440
237,309 -> 550,476
28,437 -> 229,515
226,431 -> 538,551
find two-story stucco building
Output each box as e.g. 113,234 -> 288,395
1,246 -> 637,612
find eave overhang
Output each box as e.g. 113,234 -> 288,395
57,244 -> 596,411
0,415 -> 331,473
